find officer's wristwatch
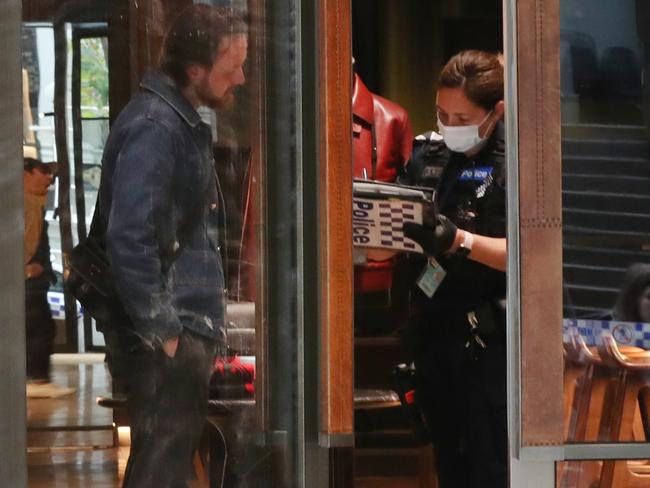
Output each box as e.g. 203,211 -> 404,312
455,231 -> 474,258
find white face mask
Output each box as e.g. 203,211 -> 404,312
437,110 -> 493,154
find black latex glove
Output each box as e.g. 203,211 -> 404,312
403,215 -> 457,257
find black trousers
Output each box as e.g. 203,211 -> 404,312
25,289 -> 56,381
105,328 -> 217,488
414,311 -> 508,488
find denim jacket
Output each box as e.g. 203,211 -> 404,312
99,71 -> 226,348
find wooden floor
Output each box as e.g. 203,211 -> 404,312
27,357 -> 126,488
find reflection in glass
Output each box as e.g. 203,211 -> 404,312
80,38 -> 109,119
22,0 -> 310,485
561,0 -> 650,459
558,458 -> 650,487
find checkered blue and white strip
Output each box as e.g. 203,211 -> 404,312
563,319 -> 650,349
47,293 -> 67,320
47,292 -> 83,320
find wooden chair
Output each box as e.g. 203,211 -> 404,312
560,330 -> 624,488
560,329 -> 647,488
597,334 -> 650,488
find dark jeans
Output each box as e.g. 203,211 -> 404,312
414,311 -> 508,488
104,328 -> 217,488
25,289 -> 56,381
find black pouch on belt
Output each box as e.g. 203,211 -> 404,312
465,300 -> 505,360
473,301 -> 503,339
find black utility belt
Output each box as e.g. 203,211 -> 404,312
462,300 -> 506,360
427,299 -> 505,339
467,300 -> 505,339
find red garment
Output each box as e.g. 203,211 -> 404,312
240,76 -> 414,298
353,74 -> 413,293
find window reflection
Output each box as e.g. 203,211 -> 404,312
22,1 -> 302,486
561,0 -> 650,453
558,458 -> 650,487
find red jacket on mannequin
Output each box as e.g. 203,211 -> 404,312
353,73 -> 413,293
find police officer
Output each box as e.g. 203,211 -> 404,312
398,50 -> 507,488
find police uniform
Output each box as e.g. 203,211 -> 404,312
398,121 -> 507,488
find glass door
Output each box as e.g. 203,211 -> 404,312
11,0 -> 355,486
508,0 -> 650,485
70,24 -> 109,351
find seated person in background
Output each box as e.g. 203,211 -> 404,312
613,263 -> 650,323
353,71 -> 413,333
23,157 -> 75,398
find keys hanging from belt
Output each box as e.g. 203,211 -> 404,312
465,310 -> 487,360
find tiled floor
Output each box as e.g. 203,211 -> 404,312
26,357 -> 126,488
26,357 -> 426,488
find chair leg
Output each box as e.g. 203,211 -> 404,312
600,375 -> 650,488
639,387 -> 650,440
193,450 -> 208,487
208,423 -> 228,488
417,446 -> 437,488
562,367 -> 612,488
565,363 -> 588,441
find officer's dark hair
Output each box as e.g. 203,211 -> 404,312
160,5 -> 247,88
438,50 -> 504,111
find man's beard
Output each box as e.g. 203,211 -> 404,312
201,86 -> 236,111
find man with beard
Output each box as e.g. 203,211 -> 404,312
97,6 -> 247,487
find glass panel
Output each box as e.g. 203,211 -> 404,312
22,1 -> 312,486
80,118 -> 108,210
22,24 -> 56,161
79,38 -> 109,119
557,459 -> 650,487
22,25 -> 59,265
561,0 -> 650,448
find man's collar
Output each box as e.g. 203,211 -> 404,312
140,71 -> 203,128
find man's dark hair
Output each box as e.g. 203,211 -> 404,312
160,5 -> 248,87
24,157 -> 58,175
614,263 -> 650,322
24,157 -> 42,172
438,50 -> 504,111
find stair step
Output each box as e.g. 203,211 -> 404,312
562,155 -> 650,177
563,208 -> 650,234
563,244 -> 650,268
563,190 -> 650,214
563,284 -> 619,311
563,173 -> 650,194
563,264 -> 625,289
563,138 -> 650,159
563,304 -> 611,319
562,124 -> 647,141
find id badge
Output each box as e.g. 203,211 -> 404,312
416,258 -> 446,298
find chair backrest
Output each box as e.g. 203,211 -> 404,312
564,327 -> 599,364
598,333 -> 650,371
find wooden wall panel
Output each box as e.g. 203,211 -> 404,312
318,0 -> 354,440
517,0 -> 564,446
23,0 -> 108,23
22,0 -> 55,21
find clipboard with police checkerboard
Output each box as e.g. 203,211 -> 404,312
352,179 -> 435,254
